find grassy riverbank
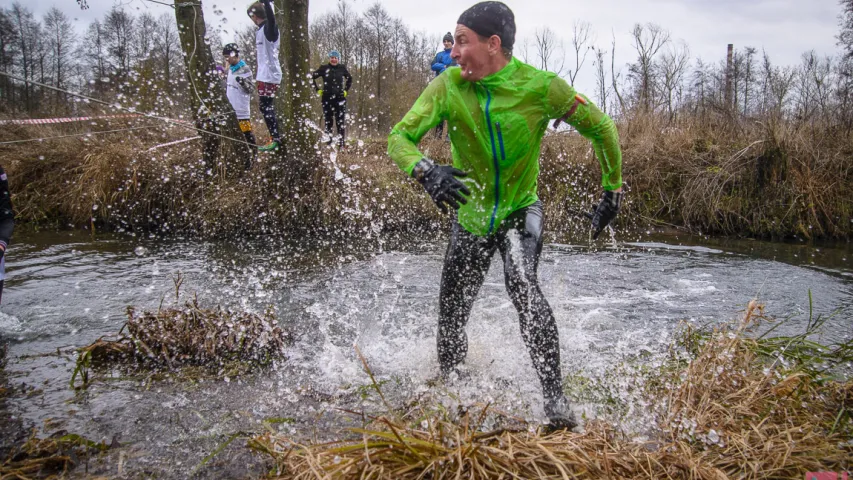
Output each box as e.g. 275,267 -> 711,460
3,116 -> 852,240
252,301 -> 852,479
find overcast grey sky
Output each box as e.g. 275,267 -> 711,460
15,0 -> 843,94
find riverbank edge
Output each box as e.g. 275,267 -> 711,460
4,118 -> 852,240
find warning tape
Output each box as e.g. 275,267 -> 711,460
0,72 -> 256,149
0,114 -> 141,125
0,114 -> 194,126
0,126 -> 157,145
146,136 -> 201,151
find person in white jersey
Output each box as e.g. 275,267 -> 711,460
222,43 -> 257,169
247,0 -> 283,152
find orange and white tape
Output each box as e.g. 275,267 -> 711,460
0,114 -> 142,125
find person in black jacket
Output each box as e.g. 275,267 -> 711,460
312,50 -> 353,148
0,166 -> 14,305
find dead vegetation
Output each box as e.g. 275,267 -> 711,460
250,301 -> 852,479
0,430 -> 116,479
3,114 -> 853,240
71,276 -> 291,389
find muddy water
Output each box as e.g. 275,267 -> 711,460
1,229 -> 851,477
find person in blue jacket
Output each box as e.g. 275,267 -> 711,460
430,32 -> 456,139
431,32 -> 456,76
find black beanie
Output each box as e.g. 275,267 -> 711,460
443,32 -> 454,44
457,1 -> 515,51
222,43 -> 240,56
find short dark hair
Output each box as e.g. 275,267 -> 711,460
247,2 -> 266,19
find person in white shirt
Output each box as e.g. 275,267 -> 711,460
247,0 -> 283,152
222,43 -> 257,169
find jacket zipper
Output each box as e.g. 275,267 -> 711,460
483,87 -> 500,235
495,122 -> 506,162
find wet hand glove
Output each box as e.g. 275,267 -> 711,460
317,89 -> 323,97
589,190 -> 624,240
412,158 -> 470,213
343,91 -> 348,98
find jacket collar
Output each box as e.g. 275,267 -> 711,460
478,56 -> 519,89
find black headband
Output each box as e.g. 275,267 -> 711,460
457,1 -> 516,51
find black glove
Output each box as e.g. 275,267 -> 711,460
412,158 -> 470,213
590,190 -> 624,240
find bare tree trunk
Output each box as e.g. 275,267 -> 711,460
568,21 -> 591,84
594,47 -> 608,114
274,0 -> 292,129
174,0 -> 250,171
11,4 -> 32,111
630,23 -> 670,113
611,32 -> 626,116
272,0 -> 320,189
724,43 -> 733,112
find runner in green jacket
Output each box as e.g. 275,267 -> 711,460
387,1 -> 624,430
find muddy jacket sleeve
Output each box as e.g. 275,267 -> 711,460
387,76 -> 448,175
546,77 -> 622,191
0,167 -> 14,250
262,0 -> 278,43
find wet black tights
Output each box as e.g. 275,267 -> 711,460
258,96 -> 280,143
437,201 -> 563,400
322,95 -> 346,146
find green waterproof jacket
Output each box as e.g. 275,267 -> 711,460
388,57 -> 622,237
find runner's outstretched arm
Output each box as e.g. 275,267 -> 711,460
262,0 -> 278,42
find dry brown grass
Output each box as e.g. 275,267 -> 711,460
617,116 -> 853,239
0,431 -> 113,479
121,301 -> 289,368
71,282 -> 291,389
4,114 -> 853,239
249,301 -> 852,479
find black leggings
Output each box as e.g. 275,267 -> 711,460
438,201 -> 563,400
258,96 -> 281,143
322,95 -> 346,146
242,131 -> 257,169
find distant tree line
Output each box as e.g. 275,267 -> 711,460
0,2 -> 185,117
1,0 -> 852,135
